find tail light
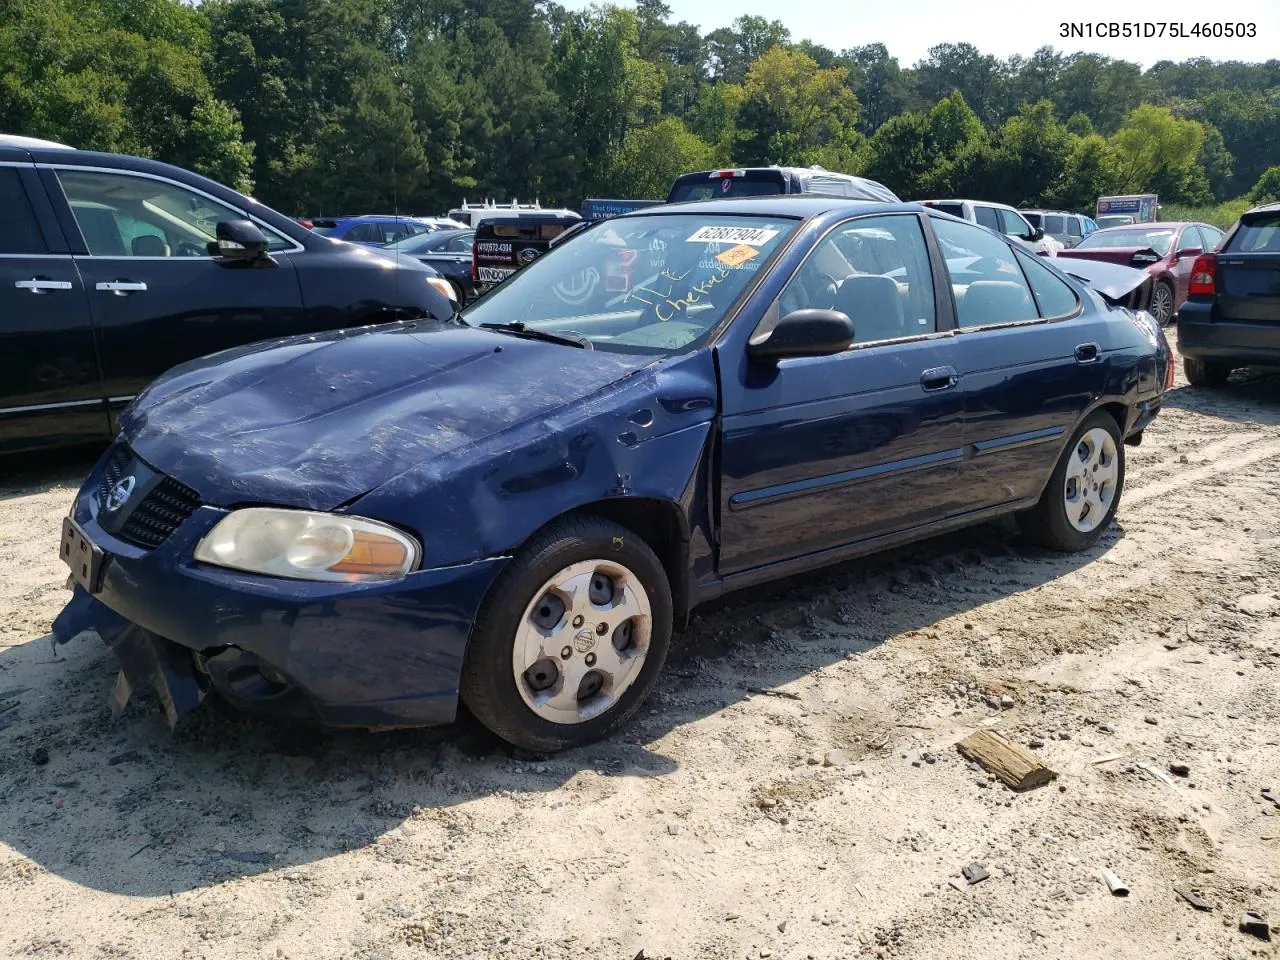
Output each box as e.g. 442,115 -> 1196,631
1188,253 -> 1216,297
1164,349 -> 1176,390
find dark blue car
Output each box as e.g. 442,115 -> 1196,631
53,198 -> 1172,751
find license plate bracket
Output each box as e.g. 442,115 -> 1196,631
60,516 -> 105,594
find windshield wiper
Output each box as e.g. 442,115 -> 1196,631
479,321 -> 592,349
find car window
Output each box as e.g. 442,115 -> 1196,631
345,222 -> 383,244
1022,212 -> 1042,229
1076,228 -> 1175,256
0,168 -> 47,254
1044,214 -> 1066,235
930,216 -> 1038,328
57,169 -> 293,256
444,234 -> 474,253
929,202 -> 966,219
1176,227 -> 1203,253
1200,226 -> 1223,251
460,213 -> 798,355
1226,215 -> 1280,253
776,215 -> 936,344
1016,250 -> 1080,320
997,208 -> 1030,239
974,205 -> 1000,230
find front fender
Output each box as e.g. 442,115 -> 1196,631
350,349 -> 720,569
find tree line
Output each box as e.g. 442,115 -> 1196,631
3,0 -> 1280,219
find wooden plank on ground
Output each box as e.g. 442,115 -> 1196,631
956,730 -> 1058,792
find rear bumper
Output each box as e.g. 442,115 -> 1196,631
52,456 -> 508,729
1177,305 -> 1280,365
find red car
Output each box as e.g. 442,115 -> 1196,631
1057,221 -> 1224,325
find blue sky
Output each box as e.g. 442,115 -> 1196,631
562,0 -> 1280,69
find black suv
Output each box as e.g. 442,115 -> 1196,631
0,136 -> 455,454
1177,202 -> 1280,387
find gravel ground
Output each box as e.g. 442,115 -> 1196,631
0,344 -> 1277,960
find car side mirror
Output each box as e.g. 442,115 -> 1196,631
1028,226 -> 1045,241
209,219 -> 273,265
1177,246 -> 1203,259
748,309 -> 855,363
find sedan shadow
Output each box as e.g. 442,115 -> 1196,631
0,501 -> 1116,897
1160,367 -> 1280,425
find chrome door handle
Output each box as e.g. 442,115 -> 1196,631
15,279 -> 73,293
96,281 -> 148,295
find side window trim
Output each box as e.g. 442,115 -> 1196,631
44,163 -> 304,258
0,163 -> 66,256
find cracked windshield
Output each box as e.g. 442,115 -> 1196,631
461,215 -> 797,352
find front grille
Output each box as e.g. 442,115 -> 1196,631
119,477 -> 203,548
98,443 -> 131,507
98,442 -> 204,549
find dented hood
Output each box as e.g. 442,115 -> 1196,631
120,322 -> 649,511
1056,257 -> 1154,306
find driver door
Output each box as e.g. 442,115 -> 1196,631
716,214 -> 967,574
42,166 -> 306,420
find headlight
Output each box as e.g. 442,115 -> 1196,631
194,508 -> 421,582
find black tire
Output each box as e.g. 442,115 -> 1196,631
449,280 -> 466,304
1183,356 -> 1232,388
1150,279 -> 1176,325
460,515 -> 673,753
1017,411 -> 1125,552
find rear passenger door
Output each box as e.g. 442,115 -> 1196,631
0,163 -> 106,453
717,213 -> 967,574
930,215 -> 1108,512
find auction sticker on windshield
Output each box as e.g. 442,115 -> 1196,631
715,243 -> 759,267
686,225 -> 780,245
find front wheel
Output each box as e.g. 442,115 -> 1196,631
1017,411 -> 1125,552
1150,279 -> 1175,325
1183,356 -> 1232,388
460,516 -> 672,752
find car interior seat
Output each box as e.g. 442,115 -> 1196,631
958,280 -> 1037,326
131,234 -> 170,257
833,274 -> 906,342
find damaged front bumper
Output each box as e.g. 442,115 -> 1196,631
52,452 -> 509,730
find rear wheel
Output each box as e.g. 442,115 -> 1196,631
1183,356 -> 1232,388
1017,411 -> 1125,552
1150,279 -> 1175,325
449,280 -> 466,304
460,516 -> 672,752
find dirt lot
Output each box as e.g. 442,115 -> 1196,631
1,349 -> 1278,960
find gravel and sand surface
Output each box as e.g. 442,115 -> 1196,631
1,346 -> 1277,960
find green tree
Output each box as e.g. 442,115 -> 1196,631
1045,134 -> 1118,211
734,45 -> 861,168
607,117 -> 714,197
1109,104 -> 1208,203
1248,165 -> 1280,204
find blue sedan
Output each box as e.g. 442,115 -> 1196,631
52,198 -> 1172,751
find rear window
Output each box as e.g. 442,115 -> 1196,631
1044,215 -> 1066,234
1227,216 -> 1280,253
480,220 -> 574,241
1077,228 -> 1174,256
1022,212 -> 1042,228
667,172 -> 788,203
929,202 -> 966,219
311,220 -> 339,236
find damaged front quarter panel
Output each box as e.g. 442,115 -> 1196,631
349,348 -> 721,580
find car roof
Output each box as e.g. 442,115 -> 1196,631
623,196 -> 918,220
0,133 -> 74,150
1092,221 -> 1191,230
